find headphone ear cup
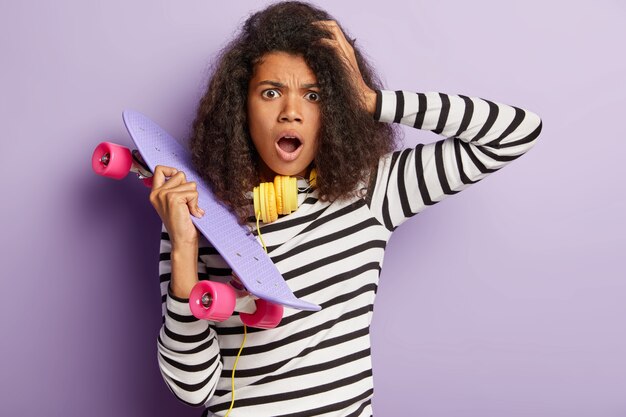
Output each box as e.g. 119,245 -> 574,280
253,185 -> 261,221
309,168 -> 317,188
285,176 -> 297,214
258,183 -> 266,222
260,182 -> 267,223
274,176 -> 284,215
263,182 -> 278,223
274,176 -> 298,215
254,182 -> 277,223
256,183 -> 268,223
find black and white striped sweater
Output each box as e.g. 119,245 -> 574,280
157,89 -> 543,416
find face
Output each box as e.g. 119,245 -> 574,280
247,51 -> 321,181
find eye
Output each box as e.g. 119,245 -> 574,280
261,89 -> 281,99
305,91 -> 321,102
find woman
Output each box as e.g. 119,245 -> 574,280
149,2 -> 543,416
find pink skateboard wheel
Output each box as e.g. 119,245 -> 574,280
189,281 -> 236,322
240,299 -> 283,329
92,142 -> 132,180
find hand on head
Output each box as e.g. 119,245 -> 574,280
312,20 -> 377,115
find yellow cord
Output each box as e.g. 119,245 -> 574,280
224,324 -> 247,417
224,213 -> 266,417
255,212 -> 268,252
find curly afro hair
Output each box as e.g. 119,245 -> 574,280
190,1 -> 398,223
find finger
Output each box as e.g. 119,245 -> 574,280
317,38 -> 359,78
168,190 -> 203,218
151,165 -> 179,189
162,181 -> 199,204
313,23 -> 355,65
317,38 -> 350,63
312,20 -> 351,45
158,170 -> 189,191
312,20 -> 341,39
187,191 -> 205,218
312,20 -> 339,29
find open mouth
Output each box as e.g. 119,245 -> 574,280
275,132 -> 303,162
277,136 -> 302,153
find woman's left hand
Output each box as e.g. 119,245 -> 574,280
312,20 -> 377,115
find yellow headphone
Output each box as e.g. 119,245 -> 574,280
253,169 -> 317,223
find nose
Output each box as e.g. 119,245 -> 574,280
278,94 -> 303,123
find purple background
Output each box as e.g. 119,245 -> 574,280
1,0 -> 624,416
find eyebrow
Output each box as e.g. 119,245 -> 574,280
256,80 -> 320,89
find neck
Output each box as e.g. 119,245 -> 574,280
257,162 -> 311,183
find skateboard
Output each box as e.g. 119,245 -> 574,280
92,110 -> 321,328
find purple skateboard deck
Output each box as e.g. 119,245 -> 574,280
122,110 -> 320,312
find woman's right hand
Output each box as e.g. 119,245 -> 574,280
149,165 -> 205,248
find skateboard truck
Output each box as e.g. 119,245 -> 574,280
131,150 -> 153,179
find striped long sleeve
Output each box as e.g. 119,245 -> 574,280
367,90 -> 543,230
157,227 -> 223,407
